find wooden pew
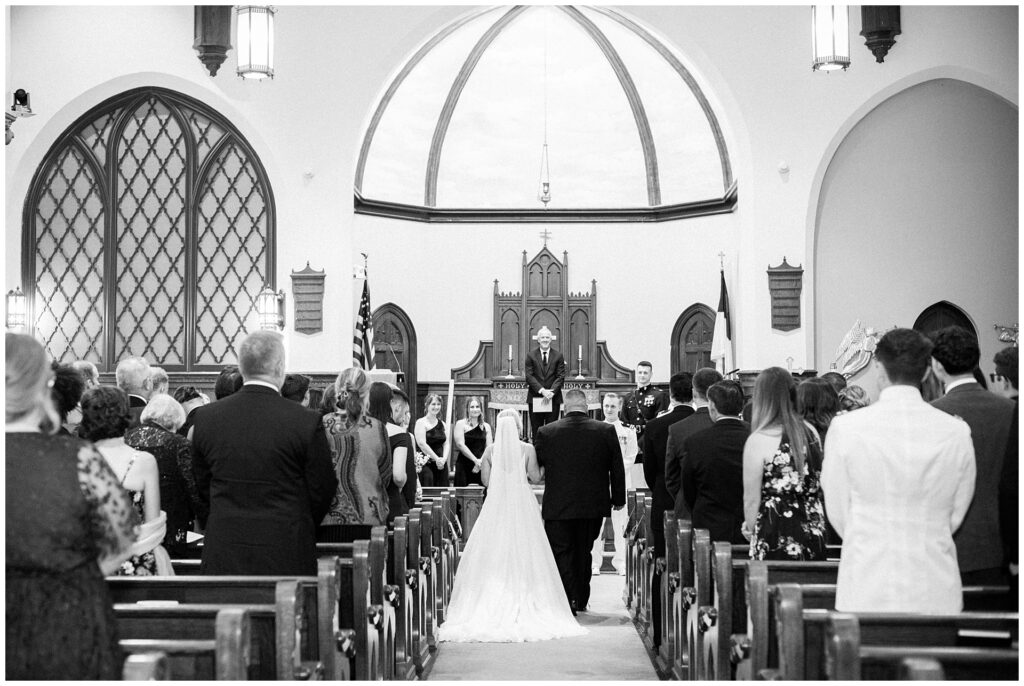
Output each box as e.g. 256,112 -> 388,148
825,612 -> 1020,680
115,604 -> 276,679
420,485 -> 485,546
109,576 -> 321,679
120,640 -> 225,680
624,490 -> 641,610
681,529 -> 712,681
406,507 -> 433,676
670,519 -> 695,680
317,539 -> 382,681
636,494 -> 655,635
654,513 -> 678,675
768,584 -> 1019,680
122,652 -> 170,680
389,515 -> 417,681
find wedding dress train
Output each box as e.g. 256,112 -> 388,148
438,413 -> 586,642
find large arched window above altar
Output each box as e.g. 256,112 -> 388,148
355,5 -> 735,222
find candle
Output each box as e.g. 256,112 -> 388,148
508,344 -> 512,360
578,344 -> 582,359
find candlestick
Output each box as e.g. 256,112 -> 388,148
575,346 -> 585,379
577,344 -> 582,359
508,344 -> 512,360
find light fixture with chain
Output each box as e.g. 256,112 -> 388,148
537,14 -> 551,208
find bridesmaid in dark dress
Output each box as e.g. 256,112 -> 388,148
415,393 -> 450,487
453,396 -> 492,487
6,333 -> 138,680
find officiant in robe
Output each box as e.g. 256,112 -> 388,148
526,326 -> 566,438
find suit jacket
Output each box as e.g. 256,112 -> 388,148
680,418 -> 750,544
192,384 -> 337,575
525,347 -> 566,414
999,402 -> 1018,564
128,394 -> 147,429
535,411 -> 625,520
641,404 -> 693,534
665,407 -> 714,515
622,386 -> 669,456
933,382 -> 1016,572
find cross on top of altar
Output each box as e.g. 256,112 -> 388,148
539,229 -> 552,248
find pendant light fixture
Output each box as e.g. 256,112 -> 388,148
236,5 -> 276,80
537,11 -> 551,207
811,5 -> 851,72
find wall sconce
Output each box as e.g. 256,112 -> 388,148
236,5 -> 276,80
811,5 -> 851,72
994,323 -> 1019,346
7,89 -> 36,146
6,287 -> 27,329
193,6 -> 233,77
256,286 -> 285,331
860,6 -> 901,63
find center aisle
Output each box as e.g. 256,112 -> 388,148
425,573 -> 659,681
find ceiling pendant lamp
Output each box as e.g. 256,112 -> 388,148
811,5 -> 851,72
236,5 -> 276,80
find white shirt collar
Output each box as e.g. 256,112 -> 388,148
944,378 -> 977,393
878,384 -> 923,402
244,380 -> 280,393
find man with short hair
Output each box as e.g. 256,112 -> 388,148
665,367 -> 723,516
115,356 -> 152,427
931,326 -> 1016,586
192,331 -> 337,576
992,346 -> 1018,401
680,380 -> 750,544
281,373 -> 312,404
525,326 -> 566,438
823,328 -> 976,612
622,361 -> 668,469
149,366 -> 169,396
640,371 -> 694,648
536,389 -> 625,614
591,392 -> 638,575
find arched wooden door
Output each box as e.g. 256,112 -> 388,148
671,304 -> 715,375
372,303 -> 417,415
913,301 -> 976,338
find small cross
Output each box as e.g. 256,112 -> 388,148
539,229 -> 552,248
718,251 -> 725,270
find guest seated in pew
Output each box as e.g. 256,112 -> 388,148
414,393 -> 451,487
81,385 -> 172,575
320,368 -> 392,536
453,396 -> 492,487
50,362 -> 86,435
126,394 -> 203,558
822,328 -> 976,612
193,331 -> 336,574
366,382 -> 410,525
742,367 -> 827,560
389,387 -> 419,518
6,334 -> 139,679
681,380 -> 750,544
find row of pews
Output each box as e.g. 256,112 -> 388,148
111,489 -> 465,680
624,488 -> 1019,681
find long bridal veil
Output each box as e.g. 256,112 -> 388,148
438,409 -> 586,642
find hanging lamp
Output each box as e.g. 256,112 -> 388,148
811,5 -> 851,72
236,5 -> 276,80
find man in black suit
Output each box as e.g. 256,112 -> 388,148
681,380 -> 750,544
640,372 -> 693,647
525,326 -> 566,438
115,356 -> 151,428
536,389 -> 625,614
192,331 -> 337,576
931,326 -> 1016,586
665,367 -> 722,517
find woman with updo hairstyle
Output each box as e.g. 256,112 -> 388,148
796,377 -> 840,447
366,382 -> 411,524
742,367 -> 827,561
126,393 -> 204,557
319,368 -> 392,538
837,385 -> 871,414
80,386 -> 169,575
6,333 -> 137,679
50,362 -> 86,435
414,392 -> 451,487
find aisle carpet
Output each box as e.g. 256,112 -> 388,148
425,573 -> 659,681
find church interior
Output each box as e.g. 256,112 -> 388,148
4,3 -> 1020,681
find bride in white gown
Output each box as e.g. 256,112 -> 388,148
438,409 -> 587,642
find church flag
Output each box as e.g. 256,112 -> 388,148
353,277 -> 375,370
710,269 -> 732,374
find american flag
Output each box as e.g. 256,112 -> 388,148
353,278 -> 374,370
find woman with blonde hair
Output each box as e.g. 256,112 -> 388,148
742,367 -> 827,560
319,367 -> 391,538
6,333 -> 137,678
414,393 -> 450,487
452,396 -> 492,487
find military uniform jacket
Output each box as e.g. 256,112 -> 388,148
622,385 -> 669,457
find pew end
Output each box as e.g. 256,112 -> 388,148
122,651 -> 170,680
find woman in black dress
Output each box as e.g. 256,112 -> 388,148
452,396 -> 492,487
414,393 -> 450,487
366,382 -> 411,525
6,333 -> 138,679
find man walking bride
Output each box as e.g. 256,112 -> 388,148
439,408 -> 587,642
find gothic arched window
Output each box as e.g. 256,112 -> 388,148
23,87 -> 275,370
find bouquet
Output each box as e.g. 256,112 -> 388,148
414,451 -> 430,474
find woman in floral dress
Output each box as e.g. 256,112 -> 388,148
741,367 -> 827,560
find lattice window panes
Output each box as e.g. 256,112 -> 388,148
32,145 -> 106,364
194,141 -> 267,365
114,97 -> 188,365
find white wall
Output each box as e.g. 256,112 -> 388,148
6,5 -> 1018,380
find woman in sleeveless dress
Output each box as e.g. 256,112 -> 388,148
742,367 -> 827,561
365,382 -> 411,524
452,396 -> 492,487
414,393 -> 450,487
80,386 -> 170,575
439,409 -> 586,643
6,334 -> 138,679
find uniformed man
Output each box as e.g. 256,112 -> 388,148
621,360 -> 668,471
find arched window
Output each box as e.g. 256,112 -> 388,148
913,301 -> 976,339
671,303 -> 715,375
22,87 -> 275,370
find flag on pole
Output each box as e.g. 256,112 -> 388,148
710,269 -> 732,374
353,276 -> 374,370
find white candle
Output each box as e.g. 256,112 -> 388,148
508,344 -> 512,360
578,344 -> 582,359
